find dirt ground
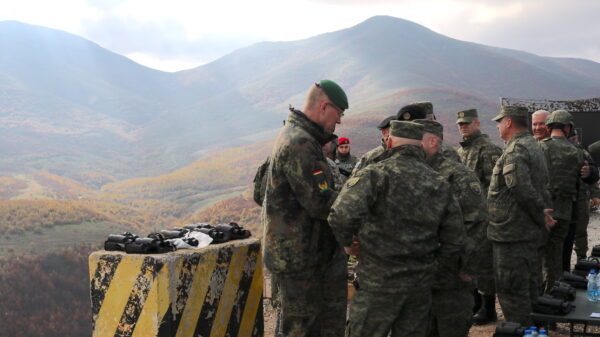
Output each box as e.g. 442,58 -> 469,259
262,212 -> 600,337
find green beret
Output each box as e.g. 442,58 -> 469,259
317,80 -> 348,110
456,109 -> 478,124
377,115 -> 397,130
389,121 -> 424,140
413,119 -> 443,139
492,105 -> 529,122
397,104 -> 427,121
588,140 -> 600,164
412,102 -> 433,116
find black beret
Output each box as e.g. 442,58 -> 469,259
397,104 -> 427,121
377,115 -> 398,130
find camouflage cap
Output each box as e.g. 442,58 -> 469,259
397,104 -> 427,121
412,101 -> 434,116
317,80 -> 348,110
588,140 -> 600,164
456,109 -> 478,124
492,105 -> 529,122
389,120 -> 424,140
377,115 -> 397,130
413,119 -> 443,140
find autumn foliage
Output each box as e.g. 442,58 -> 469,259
0,245 -> 95,337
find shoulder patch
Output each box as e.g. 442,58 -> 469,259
346,177 -> 361,188
313,169 -> 331,193
469,181 -> 482,195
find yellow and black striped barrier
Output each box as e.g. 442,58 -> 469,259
89,238 -> 263,337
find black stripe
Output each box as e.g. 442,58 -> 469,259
225,244 -> 261,336
90,254 -> 123,326
193,246 -> 234,337
252,297 -> 264,337
114,257 -> 164,337
157,254 -> 201,336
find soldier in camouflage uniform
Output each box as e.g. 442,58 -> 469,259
323,139 -> 346,191
455,108 -> 503,324
415,119 -> 487,337
335,137 -> 358,178
488,106 -> 554,327
353,115 -> 396,173
263,80 -> 348,337
539,111 -> 597,289
415,101 -> 461,162
328,121 -> 465,337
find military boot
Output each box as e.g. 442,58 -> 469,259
472,295 -> 497,325
472,289 -> 482,314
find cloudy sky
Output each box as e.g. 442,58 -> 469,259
1,0 -> 599,72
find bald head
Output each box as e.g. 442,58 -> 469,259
532,109 -> 550,141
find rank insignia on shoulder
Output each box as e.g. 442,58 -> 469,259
346,177 -> 360,187
313,169 -> 331,193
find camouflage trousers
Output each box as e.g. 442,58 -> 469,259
493,240 -> 539,327
574,199 -> 591,258
272,248 -> 347,337
542,218 -> 571,292
429,286 -> 473,337
475,237 -> 496,295
347,286 -> 431,337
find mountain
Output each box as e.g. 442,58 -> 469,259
1,16 -> 600,188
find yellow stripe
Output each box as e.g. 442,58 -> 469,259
93,257 -> 145,337
237,254 -> 263,337
88,254 -> 98,284
131,262 -> 170,337
209,246 -> 250,337
175,251 -> 219,337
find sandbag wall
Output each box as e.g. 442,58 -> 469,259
89,238 -> 263,337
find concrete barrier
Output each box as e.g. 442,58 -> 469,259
89,238 -> 263,337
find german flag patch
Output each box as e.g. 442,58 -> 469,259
313,169 -> 331,193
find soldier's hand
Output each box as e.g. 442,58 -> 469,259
544,208 -> 557,231
458,273 -> 473,283
581,161 -> 591,179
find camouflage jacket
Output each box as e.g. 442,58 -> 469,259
328,145 -> 465,291
458,131 -> 503,191
335,153 -> 359,176
263,108 -> 339,274
326,158 -> 345,191
441,142 -> 461,162
252,156 -> 270,206
574,145 -> 600,201
487,131 -> 551,242
352,143 -> 386,174
539,136 -> 584,220
427,151 -> 488,289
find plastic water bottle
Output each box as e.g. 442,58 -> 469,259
523,329 -> 532,337
539,329 -> 548,336
529,326 -> 538,337
588,269 -> 598,302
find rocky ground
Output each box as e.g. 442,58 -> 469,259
262,212 -> 600,337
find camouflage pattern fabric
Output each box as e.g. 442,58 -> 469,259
263,108 -> 346,336
458,131 -> 502,191
328,144 -> 465,290
458,130 -> 502,294
326,157 -> 345,191
493,241 -> 539,327
252,156 -> 270,206
352,144 -> 385,173
427,151 -> 485,337
429,287 -> 473,337
539,136 -> 584,291
427,150 -> 487,288
441,142 -> 461,162
487,131 -> 550,327
574,149 -> 600,258
487,131 -> 551,242
335,152 -> 359,175
328,144 -> 464,337
274,248 -> 347,337
347,287 -> 432,337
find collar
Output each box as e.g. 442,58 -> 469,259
287,108 -> 336,145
